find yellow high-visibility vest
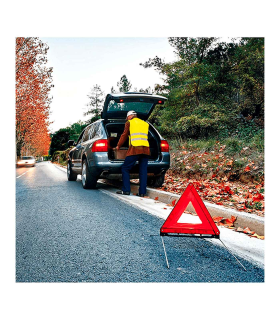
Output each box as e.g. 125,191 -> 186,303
128,118 -> 149,147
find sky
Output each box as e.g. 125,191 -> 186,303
41,37 -> 177,133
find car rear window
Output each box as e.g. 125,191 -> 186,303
22,156 -> 33,160
108,100 -> 154,114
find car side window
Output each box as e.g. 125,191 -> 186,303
88,123 -> 97,140
90,122 -> 102,139
82,126 -> 90,142
95,123 -> 102,138
76,131 -> 85,145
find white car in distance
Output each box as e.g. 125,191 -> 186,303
16,156 -> 36,167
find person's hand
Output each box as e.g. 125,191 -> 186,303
114,146 -> 120,151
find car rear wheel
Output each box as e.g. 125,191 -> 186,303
147,173 -> 165,188
81,159 -> 97,189
67,161 -> 77,181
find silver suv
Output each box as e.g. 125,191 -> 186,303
67,92 -> 170,189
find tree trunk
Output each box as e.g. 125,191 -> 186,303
16,141 -> 22,159
253,103 -> 263,118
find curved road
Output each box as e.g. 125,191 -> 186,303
16,162 -> 264,282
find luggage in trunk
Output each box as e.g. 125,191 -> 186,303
113,148 -> 128,160
106,122 -> 159,161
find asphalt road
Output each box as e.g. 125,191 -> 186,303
16,162 -> 264,282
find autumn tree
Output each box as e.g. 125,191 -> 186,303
16,37 -> 53,158
117,75 -> 132,92
84,84 -> 104,123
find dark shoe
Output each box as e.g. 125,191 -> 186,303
136,193 -> 145,197
116,190 -> 130,195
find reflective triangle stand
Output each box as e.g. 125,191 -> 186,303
218,238 -> 247,271
161,236 -> 169,269
160,234 -> 247,271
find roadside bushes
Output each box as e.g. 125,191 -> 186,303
168,138 -> 264,183
218,116 -> 264,141
52,149 -> 71,165
175,115 -> 219,138
150,96 -> 264,144
224,138 -> 243,155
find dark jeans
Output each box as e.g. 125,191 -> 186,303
121,154 -> 149,194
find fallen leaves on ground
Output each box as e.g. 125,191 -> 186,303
164,143 -> 264,216
213,215 -> 236,227
236,226 -> 264,239
212,216 -> 264,239
158,173 -> 264,217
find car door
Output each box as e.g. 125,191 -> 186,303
72,130 -> 85,171
80,125 -> 91,156
101,93 -> 167,121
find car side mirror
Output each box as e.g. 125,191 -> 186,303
68,140 -> 75,147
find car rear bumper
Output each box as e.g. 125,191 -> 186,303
16,163 -> 35,167
87,152 -> 170,178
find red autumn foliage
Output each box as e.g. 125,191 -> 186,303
223,216 -> 237,227
213,215 -> 236,227
243,227 -> 254,234
16,37 -> 53,158
253,193 -> 264,202
213,216 -> 223,223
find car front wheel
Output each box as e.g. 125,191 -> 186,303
81,159 -> 97,189
67,161 -> 77,181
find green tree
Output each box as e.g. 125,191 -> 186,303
49,120 -> 87,156
141,38 -> 227,137
233,38 -> 264,121
117,75 -> 132,92
84,84 -> 104,123
141,37 -> 218,106
49,128 -> 70,156
68,120 -> 88,141
138,86 -> 154,93
141,37 -> 264,138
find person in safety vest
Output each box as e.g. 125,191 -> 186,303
114,110 -> 150,197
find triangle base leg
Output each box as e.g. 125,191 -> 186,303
161,236 -> 169,269
219,239 -> 247,271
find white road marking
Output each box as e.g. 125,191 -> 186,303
16,169 -> 31,179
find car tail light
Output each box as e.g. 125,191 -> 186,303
92,139 -> 108,152
160,140 -> 169,152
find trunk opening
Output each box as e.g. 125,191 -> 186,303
105,122 -> 159,161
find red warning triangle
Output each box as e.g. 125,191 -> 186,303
160,183 -> 220,236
